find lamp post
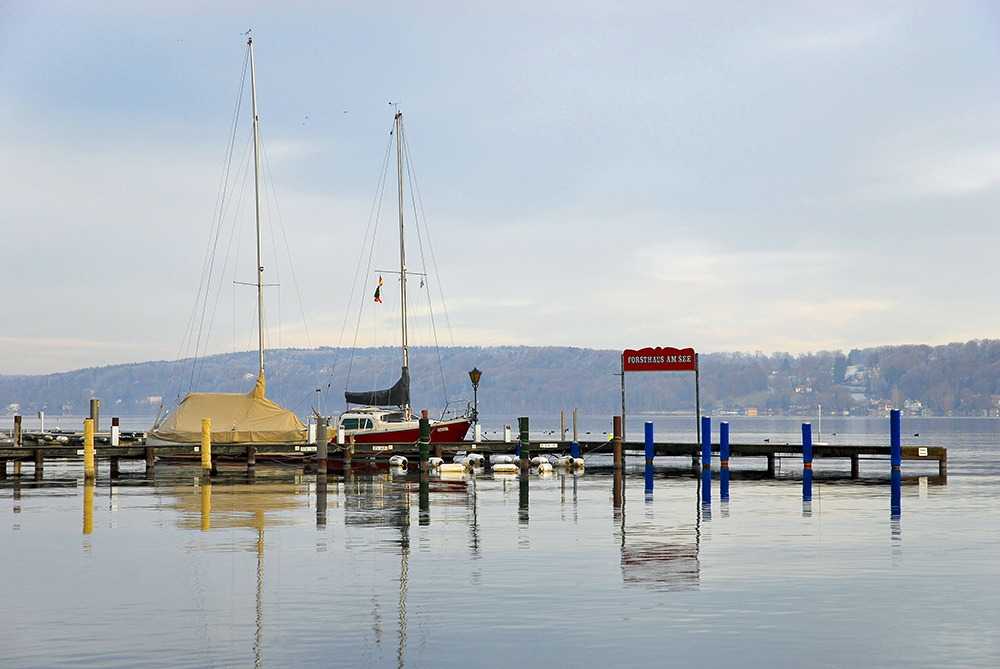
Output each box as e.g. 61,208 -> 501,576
468,367 -> 482,423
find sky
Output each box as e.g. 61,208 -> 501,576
3,1 -> 1000,376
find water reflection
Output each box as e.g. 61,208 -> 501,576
617,470 -> 700,592
891,469 -> 902,518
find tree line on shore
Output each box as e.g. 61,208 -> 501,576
3,339 -> 1000,420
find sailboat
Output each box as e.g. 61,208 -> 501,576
147,38 -> 307,451
336,111 -> 472,446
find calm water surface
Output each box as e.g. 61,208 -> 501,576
1,416 -> 998,667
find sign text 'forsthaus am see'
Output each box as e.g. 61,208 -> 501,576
622,347 -> 696,372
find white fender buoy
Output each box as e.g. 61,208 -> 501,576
492,463 -> 519,474
537,462 -> 554,474
389,455 -> 408,467
493,454 -> 515,465
428,457 -> 444,468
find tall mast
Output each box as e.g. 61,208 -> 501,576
249,37 -> 265,378
395,111 -> 410,419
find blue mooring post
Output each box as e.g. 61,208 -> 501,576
571,441 -> 580,458
701,416 -> 711,469
701,416 -> 711,505
644,421 -> 654,464
890,409 -> 901,516
890,409 -> 901,468
720,421 -> 730,501
802,422 -> 813,501
645,465 -> 654,498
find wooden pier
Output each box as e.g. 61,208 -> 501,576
0,436 -> 944,478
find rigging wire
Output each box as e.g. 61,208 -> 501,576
155,45 -> 251,425
326,128 -> 395,406
399,118 -> 453,409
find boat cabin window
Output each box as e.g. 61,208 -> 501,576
341,417 -> 374,430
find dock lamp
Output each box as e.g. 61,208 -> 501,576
468,367 -> 482,423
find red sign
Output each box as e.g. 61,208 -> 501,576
622,347 -> 696,372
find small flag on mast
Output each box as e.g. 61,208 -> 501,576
374,276 -> 383,303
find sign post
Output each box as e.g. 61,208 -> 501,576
621,346 -> 700,444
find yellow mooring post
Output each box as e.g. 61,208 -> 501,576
84,418 -> 95,479
201,418 -> 212,477
83,478 -> 94,535
200,480 -> 211,531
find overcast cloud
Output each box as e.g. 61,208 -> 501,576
2,1 -> 1000,375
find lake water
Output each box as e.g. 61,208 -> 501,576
2,416 -> 998,667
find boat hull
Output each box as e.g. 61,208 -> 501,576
343,417 -> 472,445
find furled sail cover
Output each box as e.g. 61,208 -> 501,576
345,367 -> 410,407
148,373 -> 307,444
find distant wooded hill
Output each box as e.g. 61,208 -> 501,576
3,340 -> 1000,420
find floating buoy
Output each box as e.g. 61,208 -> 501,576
530,456 -> 550,466
439,462 -> 468,473
389,455 -> 408,468
537,462 -> 554,474
465,452 -> 486,466
492,463 -> 519,475
555,455 -> 585,469
428,456 -> 444,468
493,454 -> 515,465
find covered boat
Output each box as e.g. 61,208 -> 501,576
148,373 -> 307,446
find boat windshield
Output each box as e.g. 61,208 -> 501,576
340,417 -> 375,431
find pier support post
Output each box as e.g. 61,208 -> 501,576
13,416 -> 22,476
110,458 -> 120,479
572,408 -> 578,442
613,415 -> 622,469
316,417 -> 328,475
890,409 -> 901,516
644,421 -> 654,465
767,453 -> 776,478
90,399 -> 100,433
720,421 -> 730,501
144,447 -> 155,474
0,460 -> 6,479
851,454 -> 860,479
701,416 -> 711,471
802,423 -> 813,502
201,418 -> 212,478
419,410 -> 430,473
701,416 -> 711,505
247,444 -> 256,470
890,409 -> 901,470
84,418 -> 96,480
111,417 -> 120,446
561,410 -> 566,442
345,435 -> 354,469
34,449 -> 44,481
519,417 -> 530,473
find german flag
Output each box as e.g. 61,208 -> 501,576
374,276 -> 383,303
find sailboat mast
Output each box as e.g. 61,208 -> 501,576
396,111 -> 408,372
395,111 -> 410,420
249,37 -> 265,377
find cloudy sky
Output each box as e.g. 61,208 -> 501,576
2,1 -> 1000,376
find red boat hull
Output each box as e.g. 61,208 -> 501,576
345,418 -> 472,445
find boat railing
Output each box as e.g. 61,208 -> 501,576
440,399 -> 472,422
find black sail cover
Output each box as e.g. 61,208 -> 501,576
345,367 -> 410,407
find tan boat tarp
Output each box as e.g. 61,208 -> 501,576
149,373 -> 307,444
